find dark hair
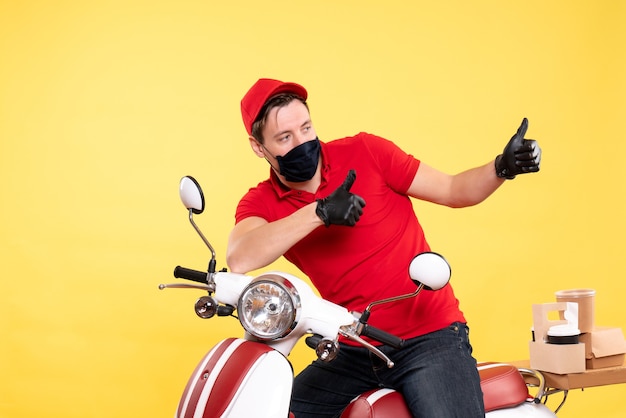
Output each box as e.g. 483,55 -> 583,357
251,93 -> 308,143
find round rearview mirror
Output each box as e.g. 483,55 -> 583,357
179,176 -> 205,214
408,252 -> 451,290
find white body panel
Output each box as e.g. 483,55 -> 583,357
222,349 -> 293,417
487,402 -> 556,417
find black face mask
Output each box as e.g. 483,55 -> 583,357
271,138 -> 321,182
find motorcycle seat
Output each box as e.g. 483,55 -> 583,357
340,362 -> 531,417
478,362 -> 531,412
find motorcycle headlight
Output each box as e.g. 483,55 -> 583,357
238,274 -> 300,340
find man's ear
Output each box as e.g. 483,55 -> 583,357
249,136 -> 265,158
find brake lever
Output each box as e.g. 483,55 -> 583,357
158,283 -> 212,291
339,330 -> 395,368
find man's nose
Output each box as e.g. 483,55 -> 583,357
294,133 -> 313,146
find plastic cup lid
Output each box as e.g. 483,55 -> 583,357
547,324 -> 580,337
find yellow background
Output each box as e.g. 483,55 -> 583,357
1,1 -> 625,417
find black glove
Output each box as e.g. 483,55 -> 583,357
495,118 -> 542,179
316,170 -> 366,227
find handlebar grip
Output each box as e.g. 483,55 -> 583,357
360,324 -> 405,349
305,334 -> 323,350
173,266 -> 208,284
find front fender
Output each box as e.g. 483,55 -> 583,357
176,338 -> 293,418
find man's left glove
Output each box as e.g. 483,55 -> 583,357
495,118 -> 542,179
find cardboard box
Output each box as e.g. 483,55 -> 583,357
509,359 -> 626,390
529,303 -> 586,374
529,340 -> 586,374
579,326 -> 626,369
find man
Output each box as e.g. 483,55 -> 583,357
226,78 -> 541,417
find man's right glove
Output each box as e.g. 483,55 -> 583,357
316,169 -> 366,227
495,118 -> 542,179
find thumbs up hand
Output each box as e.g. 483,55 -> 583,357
316,170 -> 366,227
495,118 -> 542,179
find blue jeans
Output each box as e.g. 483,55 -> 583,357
290,322 -> 485,418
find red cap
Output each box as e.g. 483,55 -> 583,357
240,78 -> 308,136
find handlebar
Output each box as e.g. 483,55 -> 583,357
173,266 -> 208,284
360,324 -> 405,349
306,323 -> 405,352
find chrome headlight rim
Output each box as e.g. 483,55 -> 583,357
237,274 -> 301,341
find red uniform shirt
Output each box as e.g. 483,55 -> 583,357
235,132 -> 466,342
